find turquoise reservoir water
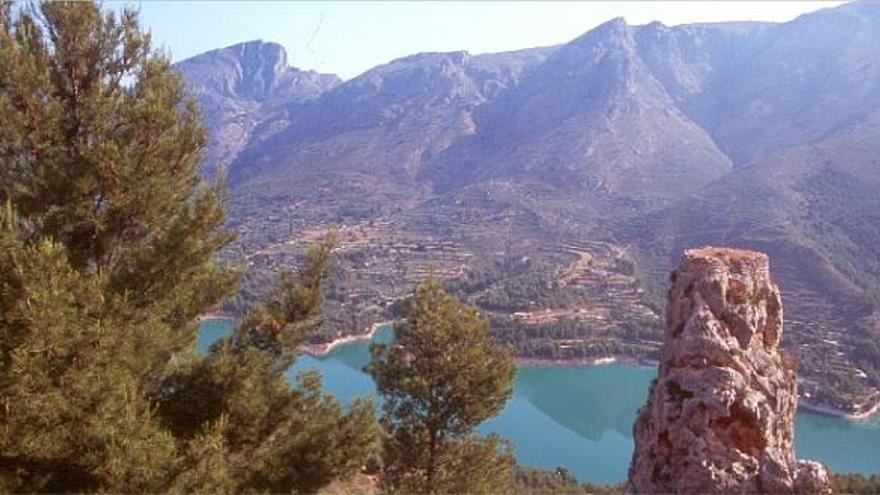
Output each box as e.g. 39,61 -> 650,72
198,319 -> 880,484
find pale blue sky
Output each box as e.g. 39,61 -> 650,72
127,1 -> 845,80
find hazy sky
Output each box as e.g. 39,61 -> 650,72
129,1 -> 846,80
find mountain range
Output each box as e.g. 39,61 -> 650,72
175,0 -> 880,411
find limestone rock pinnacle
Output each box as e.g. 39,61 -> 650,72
627,247 -> 831,494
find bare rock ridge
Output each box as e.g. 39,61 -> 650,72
174,41 -> 341,178
627,247 -> 831,494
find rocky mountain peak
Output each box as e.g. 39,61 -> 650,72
627,247 -> 832,494
548,16 -> 634,70
175,40 -> 340,103
173,40 -> 340,177
572,16 -> 629,43
225,40 -> 289,99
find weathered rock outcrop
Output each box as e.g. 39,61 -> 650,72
627,247 -> 832,494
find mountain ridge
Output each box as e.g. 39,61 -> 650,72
174,40 -> 341,177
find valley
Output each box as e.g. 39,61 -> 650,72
11,2 -> 880,491
178,0 -> 880,416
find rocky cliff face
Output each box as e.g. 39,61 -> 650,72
627,247 -> 831,494
174,41 -> 340,177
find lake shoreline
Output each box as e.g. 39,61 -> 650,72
798,397 -> 880,423
200,317 -> 878,423
196,318 -> 880,479
303,321 -> 393,357
198,312 -> 237,322
521,354 -> 878,422
516,355 -> 660,369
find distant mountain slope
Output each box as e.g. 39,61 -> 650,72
176,0 -> 880,411
631,1 -> 880,164
430,18 -> 733,202
623,109 -> 880,393
230,47 -> 554,186
174,40 -> 340,177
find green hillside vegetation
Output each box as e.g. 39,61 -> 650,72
832,473 -> 880,494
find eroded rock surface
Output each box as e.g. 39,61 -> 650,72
627,247 -> 831,494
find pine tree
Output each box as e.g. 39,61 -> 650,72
0,2 -> 379,492
157,237 -> 381,493
0,208 -> 180,492
367,280 -> 517,494
0,0 -> 237,375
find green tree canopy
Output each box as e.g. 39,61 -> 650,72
0,0 -> 237,366
157,237 -> 381,494
367,279 -> 517,494
0,2 -> 378,492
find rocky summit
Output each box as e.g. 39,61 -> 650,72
627,247 -> 831,494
